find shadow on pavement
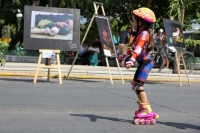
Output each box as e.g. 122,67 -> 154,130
70,114 -> 133,124
0,77 -> 57,83
71,114 -> 200,131
64,78 -> 101,83
157,121 -> 200,131
125,80 -> 165,85
146,82 -> 165,85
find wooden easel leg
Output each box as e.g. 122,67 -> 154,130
47,58 -> 51,82
47,68 -> 50,82
175,52 -> 182,87
115,58 -> 124,84
66,6 -> 99,79
180,52 -> 191,86
105,57 -> 113,84
33,53 -> 42,83
57,54 -> 62,84
101,5 -> 106,16
66,52 -> 78,79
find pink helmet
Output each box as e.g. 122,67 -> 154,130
133,7 -> 156,23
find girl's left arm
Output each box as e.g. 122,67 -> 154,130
126,32 -> 149,68
130,33 -> 148,60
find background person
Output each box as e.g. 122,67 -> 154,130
118,27 -> 131,66
161,32 -> 169,69
78,41 -> 89,65
193,44 -> 200,61
153,28 -> 163,51
113,34 -> 120,56
88,41 -> 100,66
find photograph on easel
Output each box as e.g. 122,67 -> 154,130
95,15 -> 117,57
30,11 -> 73,40
23,6 -> 80,51
163,18 -> 186,52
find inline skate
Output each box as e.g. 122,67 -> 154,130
133,102 -> 158,125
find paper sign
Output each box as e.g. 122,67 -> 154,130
103,49 -> 111,56
42,51 -> 55,58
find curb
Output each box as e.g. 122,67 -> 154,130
0,72 -> 200,83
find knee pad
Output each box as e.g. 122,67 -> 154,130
135,82 -> 145,94
135,87 -> 144,94
131,82 -> 136,91
131,83 -> 139,93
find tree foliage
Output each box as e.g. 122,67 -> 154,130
167,0 -> 200,28
0,0 -> 200,45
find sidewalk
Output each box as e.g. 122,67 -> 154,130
0,62 -> 200,82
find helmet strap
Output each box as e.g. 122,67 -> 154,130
132,21 -> 143,43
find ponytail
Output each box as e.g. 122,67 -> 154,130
147,28 -> 154,51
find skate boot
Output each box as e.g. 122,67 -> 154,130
134,100 -> 159,119
133,103 -> 158,125
134,100 -> 141,116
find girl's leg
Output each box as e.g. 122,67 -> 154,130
136,61 -> 153,105
134,61 -> 159,119
137,86 -> 148,103
131,81 -> 147,103
133,83 -> 149,116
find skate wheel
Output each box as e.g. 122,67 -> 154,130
145,120 -> 151,125
150,119 -> 156,125
140,119 -> 145,125
134,119 -> 140,125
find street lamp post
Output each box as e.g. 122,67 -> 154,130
16,9 -> 23,32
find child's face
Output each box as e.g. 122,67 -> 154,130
131,16 -> 137,31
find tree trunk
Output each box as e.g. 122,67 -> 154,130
52,0 -> 61,7
146,0 -> 153,8
180,4 -> 185,24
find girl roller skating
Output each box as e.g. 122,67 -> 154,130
118,7 -> 159,125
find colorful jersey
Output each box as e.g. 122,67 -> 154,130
126,30 -> 151,61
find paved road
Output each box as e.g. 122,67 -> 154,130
0,77 -> 199,133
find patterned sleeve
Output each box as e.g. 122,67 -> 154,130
130,31 -> 149,59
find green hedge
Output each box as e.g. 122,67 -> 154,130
0,41 -> 9,65
185,39 -> 200,47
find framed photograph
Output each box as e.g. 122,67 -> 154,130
23,6 -> 80,51
163,18 -> 186,52
95,15 -> 117,57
